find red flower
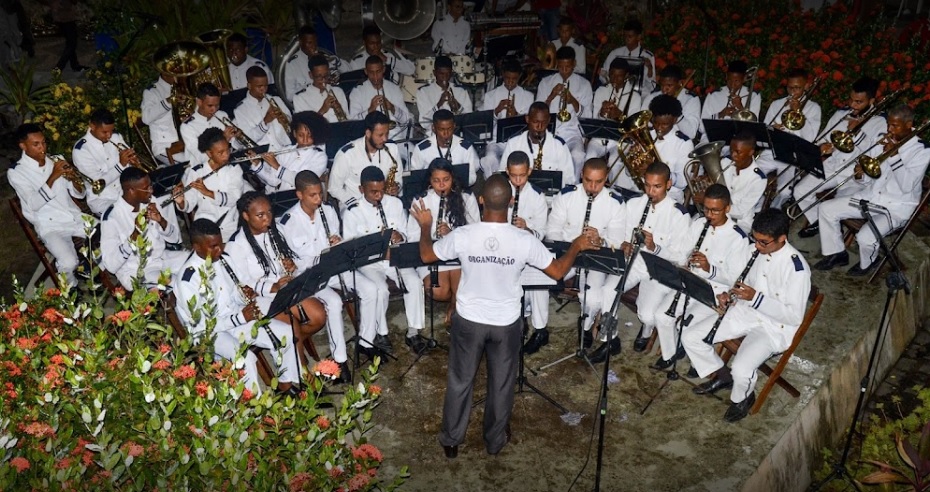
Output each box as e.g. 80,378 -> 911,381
159,344 -> 171,355
45,288 -> 61,297
311,360 -> 341,380
124,441 -> 144,457
16,337 -> 38,350
10,457 -> 30,473
316,415 -> 330,430
241,388 -> 253,401
153,359 -> 171,371
172,365 -> 196,380
42,308 -> 64,323
355,443 -> 383,462
195,381 -> 209,398
109,310 -> 132,324
22,421 -> 54,437
832,71 -> 844,82
348,473 -> 371,492
369,385 -> 382,396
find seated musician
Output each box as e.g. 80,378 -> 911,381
682,208 -> 810,423
406,159 -> 480,329
498,102 -> 575,186
342,166 -> 425,358
699,130 -> 767,232
343,25 -> 415,85
546,158 -> 625,357
641,65 -> 702,141
279,171 -> 385,380
410,109 -> 479,186
430,0 -> 470,55
174,218 -> 313,396
815,104 -> 930,275
141,72 -> 183,165
251,111 -> 329,192
329,111 -> 403,205
226,32 -> 274,91
652,185 -> 752,369
348,55 -> 412,148
795,77 -> 886,238
174,128 -> 247,240
71,108 -> 134,215
416,55 -> 473,136
700,60 -> 761,138
292,54 -> 350,123
180,83 -> 243,166
585,58 -> 641,165
478,60 -> 533,178
233,66 -> 292,152
100,167 -> 187,290
283,25 -> 321,99
9,123 -> 90,288
536,46 -> 593,178
550,17 -> 585,74
601,19 -> 656,88
647,95 -> 693,204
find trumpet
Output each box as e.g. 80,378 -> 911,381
600,75 -> 632,120
778,75 -> 822,131
506,91 -> 517,118
557,81 -> 572,122
114,141 -> 158,173
265,95 -> 291,134
440,82 -> 462,115
327,86 -> 347,122
378,88 -> 397,130
829,88 -> 904,154
732,66 -> 759,122
219,116 -> 259,149
53,155 -> 105,195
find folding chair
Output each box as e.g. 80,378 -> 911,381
719,287 -> 824,415
9,197 -> 59,288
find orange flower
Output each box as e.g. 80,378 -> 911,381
832,71 -> 844,82
316,415 -> 330,430
10,457 -> 30,473
195,381 -> 209,398
153,359 -> 171,371
124,441 -> 144,457
369,385 -> 382,396
159,344 -> 171,354
172,365 -> 196,380
241,388 -> 253,401
41,308 -> 63,323
45,288 -> 61,297
311,359 -> 341,380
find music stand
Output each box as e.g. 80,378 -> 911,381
150,163 -> 185,198
220,88 -> 247,119
400,165 -> 471,208
703,119 -> 774,151
337,69 -> 371,96
496,114 -> 557,142
269,189 -> 299,217
325,121 -> 368,161
580,118 -> 623,141
528,170 -> 563,196
453,110 -> 494,143
769,128 -> 825,179
611,186 -> 644,201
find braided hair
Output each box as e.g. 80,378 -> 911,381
236,191 -> 299,276
427,158 -> 467,228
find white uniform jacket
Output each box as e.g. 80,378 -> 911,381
71,129 -> 129,215
546,185 -> 626,247
410,134 -> 479,186
292,84 -> 350,123
233,94 -> 293,152
140,77 -> 179,158
329,137 -> 403,204
499,130 -> 575,182
7,152 -> 86,236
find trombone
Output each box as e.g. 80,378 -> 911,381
768,75 -> 823,131
731,66 -> 759,122
828,88 -> 904,153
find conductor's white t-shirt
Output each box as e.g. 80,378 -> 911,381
433,222 -> 554,325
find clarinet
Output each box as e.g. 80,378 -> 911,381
219,258 -> 282,350
628,198 -> 651,262
435,193 -> 446,240
511,186 -> 521,225
702,250 -> 760,345
664,220 -> 711,317
377,200 -> 407,293
582,192 -> 595,228
266,230 -> 296,277
318,206 -> 349,294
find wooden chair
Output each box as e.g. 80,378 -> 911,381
9,197 -> 59,288
718,287 -> 824,415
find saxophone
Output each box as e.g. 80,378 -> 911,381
327,86 -> 347,122
702,250 -> 760,345
384,146 -> 400,195
664,220 -> 711,317
532,133 -> 545,171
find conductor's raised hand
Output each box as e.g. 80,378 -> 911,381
410,198 -> 434,230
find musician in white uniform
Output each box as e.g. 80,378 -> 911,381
329,111 -> 403,205
795,77 -> 887,238
349,55 -> 412,145
174,218 -> 304,396
815,105 -> 930,274
9,124 -> 89,287
71,109 -> 133,215
343,26 -> 415,85
683,209 -> 810,422
478,61 -> 534,178
174,128 -> 246,240
714,131 -> 769,232
430,0 -> 470,55
233,66 -> 292,152
652,185 -> 752,369
251,111 -> 329,192
416,56 -> 473,135
292,55 -> 350,123
226,33 -> 274,91
641,65 -> 702,141
343,166 -> 424,358
550,18 -> 585,74
601,19 -> 656,88
647,95 -> 694,204
536,46 -> 593,177
283,25 -> 321,99
585,58 -> 641,164
100,167 -> 187,290
700,60 -> 761,140
140,73 -> 182,165
180,83 -> 243,165
410,109 -> 479,186
499,102 -> 575,187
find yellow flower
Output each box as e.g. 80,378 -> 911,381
83,104 -> 91,115
105,61 -> 112,69
52,133 -> 60,141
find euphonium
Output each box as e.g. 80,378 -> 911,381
557,81 -> 572,122
830,88 -> 905,154
53,155 -> 105,194
194,29 -> 233,92
608,110 -> 660,190
327,86 -> 347,121
781,75 -> 822,131
683,140 -> 727,213
153,41 -> 211,129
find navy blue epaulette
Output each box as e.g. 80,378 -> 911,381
920,139 -> 929,148
609,191 -> 625,204
530,183 -> 544,195
339,142 -> 354,153
181,266 -> 195,282
712,87 -> 725,94
386,139 -> 397,145
559,184 -> 577,195
459,139 -> 473,150
229,229 -> 240,241
192,163 -> 204,172
733,224 -> 747,238
101,205 -> 114,221
643,49 -> 654,56
147,83 -> 157,90
685,90 -> 698,98
345,197 -> 359,210
417,139 -> 431,151
675,131 -> 689,142
74,138 -> 86,151
463,188 -> 474,195
9,161 -> 18,170
554,135 -> 566,145
650,87 -> 661,95
753,167 -> 767,179
287,53 -> 299,63
294,87 -> 307,96
182,115 -> 195,124
792,254 -> 804,272
280,212 -> 291,225
312,146 -> 323,152
674,202 -> 688,215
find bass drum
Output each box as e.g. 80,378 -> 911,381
415,56 -> 436,82
363,0 -> 435,40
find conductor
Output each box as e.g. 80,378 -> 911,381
411,174 -> 598,458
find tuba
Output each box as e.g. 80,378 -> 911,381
683,141 -> 727,213
153,42 -> 212,129
194,29 -> 234,92
608,110 -> 660,190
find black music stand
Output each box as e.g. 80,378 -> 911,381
770,128 -> 825,179
325,120 -> 368,161
453,110 -> 494,143
337,69 -> 369,96
704,119 -> 774,151
580,118 -> 623,141
618,57 -> 646,93
527,170 -> 563,196
611,186 -> 644,201
400,165 -> 471,208
150,163 -> 185,198
269,189 -> 299,217
496,114 -> 557,142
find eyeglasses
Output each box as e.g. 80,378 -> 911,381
133,186 -> 154,193
703,207 -> 726,215
752,236 -> 775,247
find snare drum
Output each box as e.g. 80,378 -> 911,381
451,54 -> 475,75
415,57 -> 436,82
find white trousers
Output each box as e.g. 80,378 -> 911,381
329,270 -> 379,356
115,249 -> 189,290
520,264 -> 556,330
359,261 -> 424,342
652,289 -> 719,361
599,257 -> 665,339
214,318 -> 300,394
793,160 -> 855,224
40,229 -> 83,287
819,197 -> 900,268
314,285 -> 347,363
563,135 -> 585,181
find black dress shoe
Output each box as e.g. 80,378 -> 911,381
405,334 -> 428,354
686,366 -> 698,378
523,328 -> 549,354
373,334 -> 393,352
334,361 -> 352,384
443,444 -> 458,458
847,261 -> 877,277
798,221 -> 820,238
653,347 -> 685,370
358,345 -> 387,362
813,251 -> 850,271
692,377 -> 733,395
632,334 -> 650,352
577,326 -> 593,349
588,338 -> 622,364
724,392 -> 756,422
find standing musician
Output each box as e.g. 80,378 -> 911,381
406,159 -> 481,333
536,46 -> 593,177
342,166 -> 424,358
585,58 -> 642,164
498,102 -> 575,183
703,130 -> 768,232
140,72 -> 182,165
795,77 -> 886,238
292,54 -> 350,123
641,65 -> 702,141
343,26 -> 416,85
601,19 -> 656,88
645,95 -> 693,204
173,128 -> 247,240
651,185 -> 752,369
251,111 -> 329,192
815,105 -> 930,275
546,159 -> 625,353
430,0 -> 471,55
549,17 -> 585,74
597,162 -> 690,362
504,152 -> 554,354
410,173 -> 597,459
9,123 -> 90,288
100,167 -> 187,290
329,111 -> 403,205
174,218 -> 311,396
226,33 -> 274,91
478,60 -> 534,178
233,67 -> 292,152
283,25 -> 321,98
180,83 -> 243,165
416,55 -> 473,135
410,109 -> 480,186
700,60 -> 761,134
279,171 -> 384,381
71,108 -> 134,215
348,55 -> 412,145
682,208 -> 810,423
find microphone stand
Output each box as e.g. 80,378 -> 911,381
810,201 -> 909,491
